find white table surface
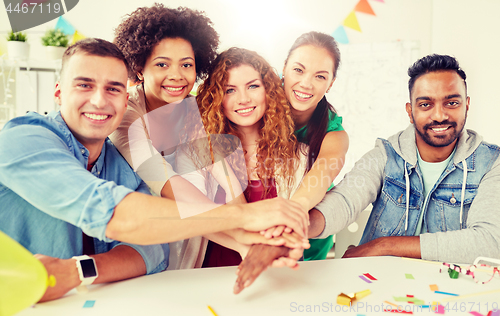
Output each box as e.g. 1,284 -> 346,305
17,256 -> 500,316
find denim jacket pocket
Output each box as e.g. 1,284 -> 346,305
366,177 -> 421,240
431,186 -> 478,231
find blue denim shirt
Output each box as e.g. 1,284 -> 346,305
316,125 -> 500,262
0,111 -> 169,274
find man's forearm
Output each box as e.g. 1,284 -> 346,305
342,236 -> 421,259
107,192 -> 244,244
308,208 -> 326,238
106,193 -> 308,245
92,245 -> 147,284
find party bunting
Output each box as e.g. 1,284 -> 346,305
343,11 -> 362,32
55,16 -> 75,36
71,30 -> 86,44
355,0 -> 376,15
332,26 -> 349,44
330,0 -> 385,45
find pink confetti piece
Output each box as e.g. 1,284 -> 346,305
359,275 -> 372,283
363,273 -> 377,281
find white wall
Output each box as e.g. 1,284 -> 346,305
1,0 -> 499,144
432,0 -> 500,145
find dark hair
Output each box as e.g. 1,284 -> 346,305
113,3 -> 219,83
408,54 -> 467,98
61,38 -> 129,75
285,31 -> 341,77
285,31 -> 341,171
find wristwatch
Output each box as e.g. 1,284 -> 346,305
72,255 -> 98,290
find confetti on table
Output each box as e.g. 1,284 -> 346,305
363,273 -> 377,281
83,300 -> 95,308
359,275 -> 372,283
490,310 -> 499,316
393,296 -> 425,305
429,284 -> 439,291
469,312 -> 484,316
434,304 -> 445,314
434,290 -> 458,296
337,289 -> 371,306
405,273 -> 415,279
384,301 -> 400,308
207,305 -> 218,316
384,308 -> 413,314
441,288 -> 500,302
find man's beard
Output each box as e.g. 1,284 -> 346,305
413,115 -> 466,148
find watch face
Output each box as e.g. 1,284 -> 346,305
81,258 -> 97,278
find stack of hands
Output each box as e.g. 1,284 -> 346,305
233,223 -> 310,294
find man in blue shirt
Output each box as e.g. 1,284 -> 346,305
0,38 -> 309,301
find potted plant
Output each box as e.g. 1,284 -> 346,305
41,28 -> 69,60
6,31 -> 29,60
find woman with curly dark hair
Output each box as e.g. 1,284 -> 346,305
177,47 -> 309,267
109,4 -> 221,271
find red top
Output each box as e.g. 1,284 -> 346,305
202,179 -> 277,268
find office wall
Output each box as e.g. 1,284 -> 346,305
431,0 -> 500,145
1,0 -> 499,144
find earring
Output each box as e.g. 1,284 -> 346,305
137,73 -> 144,81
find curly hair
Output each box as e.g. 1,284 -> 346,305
195,47 -> 299,198
113,3 -> 219,82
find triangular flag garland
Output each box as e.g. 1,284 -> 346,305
355,0 -> 376,16
343,11 -> 362,32
71,30 -> 86,45
332,0 -> 384,44
54,16 -> 86,45
332,26 -> 349,44
55,16 -> 75,36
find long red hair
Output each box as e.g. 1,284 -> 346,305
195,47 -> 299,197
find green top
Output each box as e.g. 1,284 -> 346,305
295,110 -> 344,261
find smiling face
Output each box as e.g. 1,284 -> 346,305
406,70 -> 469,160
283,44 -> 336,125
140,37 -> 196,111
55,53 -> 129,150
222,64 -> 267,133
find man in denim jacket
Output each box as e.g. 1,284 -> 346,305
0,38 -> 309,301
313,54 -> 500,263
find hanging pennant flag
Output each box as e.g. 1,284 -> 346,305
55,16 -> 75,36
332,26 -> 349,44
71,30 -> 86,45
343,11 -> 362,32
355,0 -> 376,15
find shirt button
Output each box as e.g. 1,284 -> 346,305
80,149 -> 85,154
450,194 -> 456,204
